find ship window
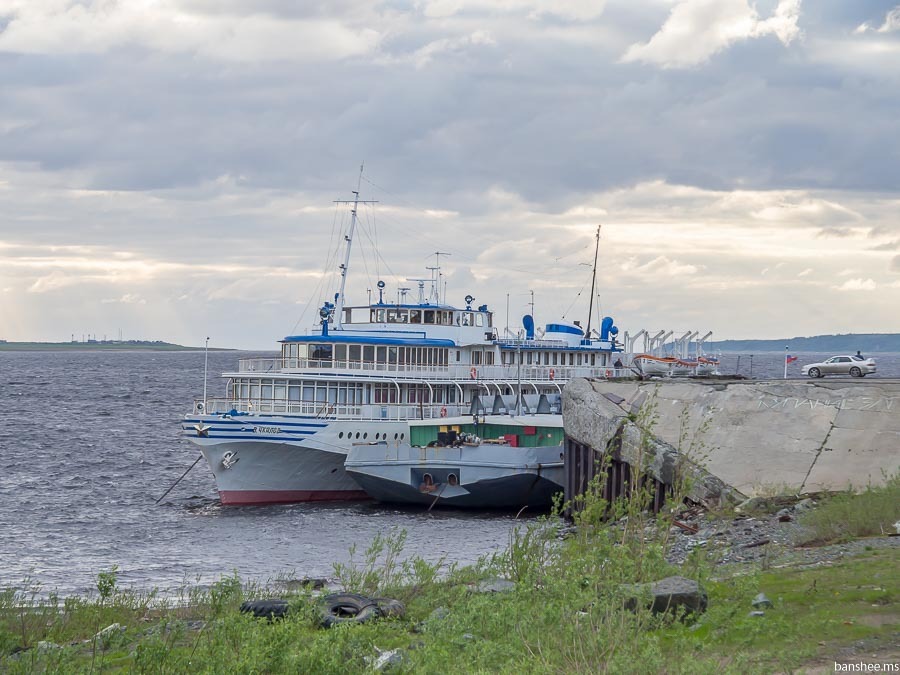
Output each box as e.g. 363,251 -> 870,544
250,383 -> 260,399
311,344 -> 333,361
288,385 -> 300,401
569,353 -> 575,365
296,344 -> 308,359
526,352 -> 533,365
303,385 -> 314,401
371,308 -> 385,323
475,314 -> 484,327
486,352 -> 494,365
388,346 -> 398,365
590,354 -> 596,366
376,346 -> 386,364
339,432 -> 344,439
274,384 -> 286,400
343,308 -> 352,324
552,353 -> 558,365
363,345 -> 374,363
424,310 -> 435,324
349,345 -> 361,361
409,310 -> 421,324
400,433 -> 405,440
335,344 -> 347,361
473,351 -> 482,365
240,383 -> 249,398
486,313 -> 492,328
456,350 -> 461,362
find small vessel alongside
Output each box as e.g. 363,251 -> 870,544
345,412 -> 565,509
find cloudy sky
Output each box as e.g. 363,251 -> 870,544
1,0 -> 899,349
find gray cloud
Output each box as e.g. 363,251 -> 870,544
1,0 -> 899,346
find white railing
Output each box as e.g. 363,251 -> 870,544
234,358 -> 630,382
192,399 -> 472,421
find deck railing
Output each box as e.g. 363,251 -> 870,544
234,358 -> 629,382
191,399 -> 473,421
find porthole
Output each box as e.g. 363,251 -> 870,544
338,432 -> 344,439
363,432 -> 368,440
400,433 -> 405,440
355,432 -> 360,439
394,433 -> 399,440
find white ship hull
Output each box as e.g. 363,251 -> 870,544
182,414 -> 408,505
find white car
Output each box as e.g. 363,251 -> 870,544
802,355 -> 876,378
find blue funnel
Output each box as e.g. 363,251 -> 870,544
600,316 -> 618,341
522,315 -> 535,339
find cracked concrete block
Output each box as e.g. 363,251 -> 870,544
563,379 -> 900,499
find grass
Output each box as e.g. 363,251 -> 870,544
2,520 -> 897,673
797,472 -> 900,545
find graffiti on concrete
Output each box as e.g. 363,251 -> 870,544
756,395 -> 897,412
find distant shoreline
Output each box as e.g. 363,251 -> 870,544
0,341 -> 235,352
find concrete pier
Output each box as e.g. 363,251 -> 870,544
563,378 -> 900,499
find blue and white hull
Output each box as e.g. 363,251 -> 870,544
181,414 -> 407,505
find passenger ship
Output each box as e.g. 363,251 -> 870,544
181,192 -> 625,505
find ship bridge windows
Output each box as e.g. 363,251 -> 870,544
310,343 -> 333,365
424,310 -> 435,324
386,309 -> 409,323
293,342 -> 450,370
409,309 -> 421,324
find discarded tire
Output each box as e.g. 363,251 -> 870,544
240,599 -> 290,620
319,593 -> 383,628
373,597 -> 406,619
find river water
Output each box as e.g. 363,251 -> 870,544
1,350 -> 897,597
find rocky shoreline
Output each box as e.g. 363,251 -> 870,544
664,497 -> 900,569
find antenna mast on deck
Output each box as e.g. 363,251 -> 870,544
333,163 -> 378,329
585,224 -> 601,338
430,252 -> 451,304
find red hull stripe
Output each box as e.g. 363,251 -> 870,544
218,489 -> 370,505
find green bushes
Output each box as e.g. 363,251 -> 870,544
797,472 -> 900,545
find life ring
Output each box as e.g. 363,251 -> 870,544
606,369 -> 613,377
439,407 -> 448,418
549,368 -> 555,380
470,367 -> 477,379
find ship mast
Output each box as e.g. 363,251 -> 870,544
333,164 -> 377,329
584,224 -> 601,339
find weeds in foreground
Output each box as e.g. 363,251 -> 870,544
797,471 -> 900,545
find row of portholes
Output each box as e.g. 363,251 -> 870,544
337,431 -> 405,441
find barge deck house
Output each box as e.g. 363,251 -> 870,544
181,192 -> 624,505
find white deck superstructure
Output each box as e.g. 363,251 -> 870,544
180,187 -> 649,505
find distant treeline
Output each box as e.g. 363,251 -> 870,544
707,333 -> 900,353
0,341 -> 233,351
